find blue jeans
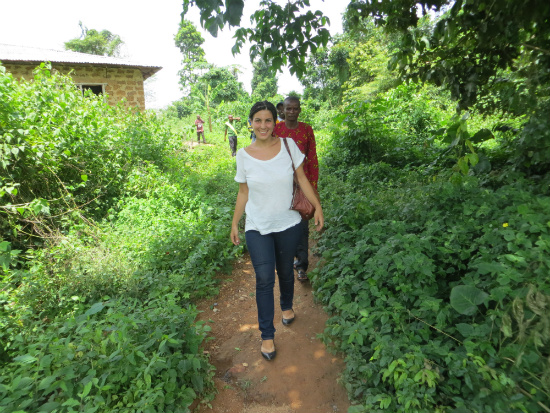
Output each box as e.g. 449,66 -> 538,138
246,223 -> 302,340
294,219 -> 309,272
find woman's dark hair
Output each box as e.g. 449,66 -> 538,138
249,101 -> 277,122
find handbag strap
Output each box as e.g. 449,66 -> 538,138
282,138 -> 297,174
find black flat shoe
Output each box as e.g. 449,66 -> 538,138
261,341 -> 276,360
282,310 -> 295,326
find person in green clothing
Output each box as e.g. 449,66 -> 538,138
224,114 -> 241,156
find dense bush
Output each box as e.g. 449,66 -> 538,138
0,64 -> 177,249
0,295 -> 214,413
315,167 -> 550,412
323,84 -> 451,172
1,63 -> 241,412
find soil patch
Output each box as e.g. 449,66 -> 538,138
195,249 -> 350,413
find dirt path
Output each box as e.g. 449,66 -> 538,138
195,250 -> 350,413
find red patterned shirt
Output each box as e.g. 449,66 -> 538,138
195,118 -> 204,132
274,122 -> 319,189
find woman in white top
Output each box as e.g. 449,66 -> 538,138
230,101 -> 324,361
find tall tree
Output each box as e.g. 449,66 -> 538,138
300,42 -> 350,108
197,65 -> 246,105
182,0 -> 550,109
251,58 -> 278,100
64,22 -> 123,57
346,0 -> 550,109
181,0 -> 331,77
174,19 -> 207,93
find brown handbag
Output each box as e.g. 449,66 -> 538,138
283,138 -> 315,221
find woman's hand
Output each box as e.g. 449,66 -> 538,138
313,207 -> 324,232
230,225 -> 240,245
230,183 -> 249,246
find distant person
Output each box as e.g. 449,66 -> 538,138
224,114 -> 241,156
230,100 -> 324,361
247,118 -> 256,143
195,115 -> 206,144
276,101 -> 285,123
273,97 -> 319,282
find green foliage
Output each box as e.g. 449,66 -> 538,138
197,65 -> 246,105
0,295 -> 214,413
64,21 -> 123,57
346,0 -> 550,110
300,44 -> 349,107
325,83 -> 450,170
175,20 -> 207,93
0,64 -> 176,249
1,62 -> 242,411
316,171 -> 550,413
251,58 -> 278,101
182,0 -> 331,77
510,101 -> 550,175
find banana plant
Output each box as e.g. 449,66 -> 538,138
191,81 -> 227,132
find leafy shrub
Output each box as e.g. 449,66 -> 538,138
324,83 -> 450,172
1,62 -> 241,412
315,172 -> 550,413
0,296 -> 214,413
0,63 -> 178,248
510,101 -> 550,176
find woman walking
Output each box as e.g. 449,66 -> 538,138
230,101 -> 323,361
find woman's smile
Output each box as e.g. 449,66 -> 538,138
252,110 -> 275,140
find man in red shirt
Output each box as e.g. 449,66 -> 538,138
195,115 -> 206,144
274,97 -> 319,282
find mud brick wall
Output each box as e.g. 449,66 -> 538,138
3,63 -> 146,110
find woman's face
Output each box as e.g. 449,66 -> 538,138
251,109 -> 275,141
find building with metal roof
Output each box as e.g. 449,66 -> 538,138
0,43 -> 162,110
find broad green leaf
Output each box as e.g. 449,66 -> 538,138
14,354 -> 38,364
475,261 -> 503,275
38,401 -> 60,412
450,285 -> 488,315
84,302 -> 105,317
62,398 -> 81,407
458,157 -> 469,175
80,380 -> 93,398
38,376 -> 56,391
81,174 -> 88,182
456,323 -> 474,337
0,241 -> 10,252
470,128 -> 494,143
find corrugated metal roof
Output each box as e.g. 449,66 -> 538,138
0,43 -> 162,79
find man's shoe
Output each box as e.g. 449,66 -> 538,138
297,270 -> 308,282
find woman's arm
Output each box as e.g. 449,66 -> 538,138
230,183 -> 249,245
295,164 -> 324,231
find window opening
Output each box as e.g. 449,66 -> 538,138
80,84 -> 105,96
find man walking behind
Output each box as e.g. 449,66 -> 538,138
274,97 -> 319,282
195,115 -> 206,144
224,114 -> 241,156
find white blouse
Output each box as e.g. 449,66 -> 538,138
235,138 -> 305,235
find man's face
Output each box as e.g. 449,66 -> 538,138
277,105 -> 284,118
228,115 -> 233,121
283,100 -> 301,122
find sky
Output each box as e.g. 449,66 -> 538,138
0,0 -> 347,109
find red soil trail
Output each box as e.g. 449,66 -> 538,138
195,251 -> 350,413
